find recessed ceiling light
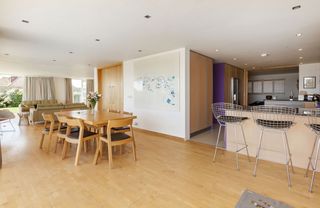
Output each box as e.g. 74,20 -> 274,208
95,39 -> 100,42
88,64 -> 91,66
296,33 -> 302,37
299,57 -> 303,59
21,19 -> 29,23
4,53 -> 9,56
52,59 -> 56,62
215,49 -> 219,52
252,66 -> 256,69
233,58 -> 237,61
244,63 -> 248,66
261,53 -> 270,57
138,50 -> 142,52
69,51 -> 73,54
298,48 -> 303,51
292,5 -> 301,10
144,15 -> 151,19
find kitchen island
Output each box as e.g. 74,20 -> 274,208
225,110 -> 319,171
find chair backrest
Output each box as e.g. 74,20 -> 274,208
107,108 -> 120,113
307,109 -> 320,135
106,118 -> 133,139
42,113 -> 55,130
251,105 -> 296,129
212,102 -> 244,125
65,118 -> 84,139
120,111 -> 133,115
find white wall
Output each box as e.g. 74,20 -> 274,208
299,63 -> 320,94
248,72 -> 299,103
123,48 -> 190,139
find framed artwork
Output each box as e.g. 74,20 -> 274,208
303,76 -> 316,89
133,51 -> 180,111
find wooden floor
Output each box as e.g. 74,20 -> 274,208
0,123 -> 319,208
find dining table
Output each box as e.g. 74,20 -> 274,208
55,109 -> 137,164
55,109 -> 136,127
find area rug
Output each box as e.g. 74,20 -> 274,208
235,189 -> 293,208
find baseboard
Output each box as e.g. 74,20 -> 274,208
190,126 -> 212,138
133,127 -> 185,142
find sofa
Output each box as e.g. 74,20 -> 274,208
19,100 -> 88,124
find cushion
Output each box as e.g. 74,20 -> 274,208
59,127 -> 79,134
101,133 -> 131,141
256,119 -> 293,129
68,130 -> 97,139
111,126 -> 130,131
217,115 -> 248,123
309,124 -> 320,132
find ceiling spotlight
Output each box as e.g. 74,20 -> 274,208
260,53 -> 270,57
95,39 -> 100,42
88,64 -> 91,66
233,58 -> 237,61
292,5 -> 301,10
252,66 -> 256,69
69,51 -> 73,54
296,33 -> 302,37
299,57 -> 303,59
215,49 -> 219,52
244,63 -> 248,66
21,19 -> 29,23
144,15 -> 151,19
138,50 -> 142,52
298,48 -> 303,51
4,53 -> 9,56
52,59 -> 56,62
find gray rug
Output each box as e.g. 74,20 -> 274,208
235,190 -> 293,208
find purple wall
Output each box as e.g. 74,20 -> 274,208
213,63 -> 225,103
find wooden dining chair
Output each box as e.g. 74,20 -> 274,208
107,108 -> 120,113
93,118 -> 136,168
62,118 -> 98,166
40,113 -> 58,152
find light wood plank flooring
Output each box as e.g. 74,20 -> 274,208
0,124 -> 319,207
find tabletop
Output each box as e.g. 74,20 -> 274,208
55,110 -> 136,126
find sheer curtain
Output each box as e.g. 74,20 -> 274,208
23,77 -> 56,100
65,78 -> 73,104
86,79 -> 94,104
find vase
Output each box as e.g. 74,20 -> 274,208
90,101 -> 96,113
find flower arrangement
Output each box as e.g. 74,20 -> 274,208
87,91 -> 101,109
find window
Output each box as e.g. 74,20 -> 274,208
72,79 -> 87,103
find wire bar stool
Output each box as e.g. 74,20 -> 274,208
212,103 -> 250,170
251,105 -> 296,187
305,109 -> 320,192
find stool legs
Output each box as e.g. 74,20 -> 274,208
253,129 -> 264,177
213,125 -> 222,162
284,132 -> 294,173
308,136 -> 320,192
282,132 -> 292,187
305,135 -> 317,177
241,125 -> 251,162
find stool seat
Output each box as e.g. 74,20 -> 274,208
309,124 -> 320,133
217,115 -> 248,123
256,119 -> 293,129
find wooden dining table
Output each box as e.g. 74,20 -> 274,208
55,109 -> 136,127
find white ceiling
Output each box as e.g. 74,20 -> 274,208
0,0 -> 320,78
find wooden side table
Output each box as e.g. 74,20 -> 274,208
18,112 -> 30,126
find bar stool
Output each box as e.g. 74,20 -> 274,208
212,103 -> 250,170
305,109 -> 320,192
251,105 -> 295,187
